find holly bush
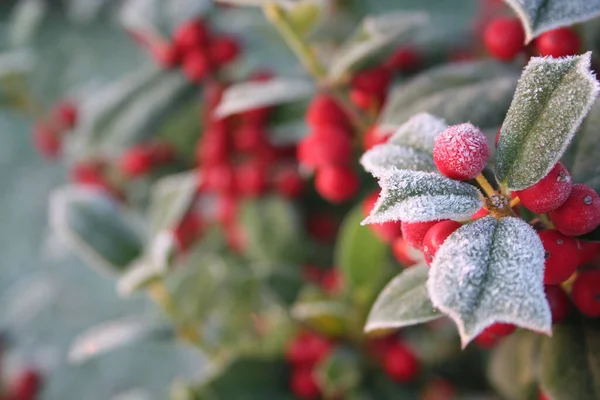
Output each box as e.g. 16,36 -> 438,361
2,0 -> 600,399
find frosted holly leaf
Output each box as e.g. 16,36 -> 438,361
495,53 -> 599,190
365,264 -> 441,333
504,0 -> 600,43
362,169 -> 483,224
386,112 -> 447,152
427,216 -> 551,348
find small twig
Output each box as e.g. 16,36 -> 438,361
475,174 -> 496,197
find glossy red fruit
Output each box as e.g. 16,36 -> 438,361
306,212 -> 338,243
305,93 -> 349,129
578,240 -> 600,266
484,322 -> 517,337
8,368 -> 41,400
549,184 -> 600,236
362,192 -> 403,242
483,17 -> 525,61
286,332 -> 332,367
33,123 -> 60,159
232,123 -> 266,153
571,269 -> 600,317
236,160 -> 268,197
474,330 -> 500,348
173,19 -> 209,52
422,220 -> 462,266
151,43 -> 181,69
385,46 -> 420,72
174,213 -> 203,252
352,66 -> 392,97
299,126 -> 353,169
315,166 -> 359,203
392,237 -> 420,267
119,146 -> 154,177
196,125 -> 230,166
539,229 -> 580,284
182,49 -> 211,83
471,207 -> 489,219
208,35 -> 240,66
401,221 -> 441,250
290,367 -> 320,399
363,125 -> 390,150
321,269 -> 343,294
53,100 -> 78,129
274,167 -> 305,199
202,163 -> 237,194
383,343 -> 420,383
215,193 -> 237,225
535,27 -> 581,57
515,162 -> 572,213
433,123 -> 489,180
544,285 -> 571,324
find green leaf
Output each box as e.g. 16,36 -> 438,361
239,196 -> 306,263
539,318 -> 600,400
215,77 -> 315,118
335,206 -> 387,303
365,264 -> 441,333
327,11 -> 428,81
504,0 -> 600,43
488,330 -> 541,400
427,216 -> 551,347
49,186 -> 145,275
566,100 -> 600,192
315,348 -> 362,398
360,113 -> 445,178
291,300 -> 350,337
116,258 -> 162,296
495,53 -> 599,190
362,169 -> 483,224
379,61 -> 519,130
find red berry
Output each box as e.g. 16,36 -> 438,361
53,100 -> 78,129
471,207 -> 489,219
571,269 -> 600,317
363,125 -> 390,151
224,221 -> 246,253
483,17 -> 525,61
297,126 -> 352,168
202,163 -> 237,194
385,46 -> 420,72
321,269 -> 343,294
392,237 -> 420,267
484,322 -> 516,337
306,212 -> 338,243
208,35 -> 240,66
174,213 -> 203,252
147,141 -> 176,164
119,146 -> 154,177
8,368 -> 41,400
538,392 -> 550,400
515,162 -> 572,213
578,240 -> 600,266
422,220 -> 462,266
151,43 -> 181,69
196,125 -> 230,166
351,66 -> 391,98
535,27 -> 581,58
182,49 -> 211,83
314,165 -> 359,203
173,19 -> 209,52
433,123 -> 489,180
290,367 -> 320,399
539,229 -> 580,284
544,285 -> 571,324
33,123 -> 60,159
232,123 -> 266,153
474,330 -> 500,348
286,332 -> 332,367
362,192 -> 402,242
274,167 -> 305,199
305,94 -> 349,129
366,335 -> 397,361
236,160 -> 268,197
401,221 -> 440,250
383,342 -> 420,383
215,193 -> 237,225
302,264 -> 323,283
549,184 -> 600,236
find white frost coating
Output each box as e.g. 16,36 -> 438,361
504,0 -> 600,43
365,264 -> 441,332
362,169 -> 483,224
427,216 -> 551,348
387,112 -> 447,152
360,143 -> 436,177
495,53 -> 599,190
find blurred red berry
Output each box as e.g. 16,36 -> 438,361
392,237 -> 420,267
315,165 -> 359,203
306,212 -> 338,243
151,43 -> 181,69
402,221 -> 440,250
305,93 -> 349,129
274,166 -> 305,199
236,160 -> 268,197
174,212 -> 203,252
202,163 -> 237,194
286,331 -> 332,367
362,192 -> 402,242
232,123 -> 266,153
321,269 -> 342,294
208,35 -> 240,66
422,379 -> 456,400
182,49 -> 211,83
215,193 -> 237,225
33,122 -> 60,159
385,46 -> 420,72
571,269 -> 600,317
383,342 -> 420,383
53,100 -> 78,129
173,19 -> 210,52
363,125 -> 390,150
483,17 -> 525,61
297,126 -> 352,168
7,368 -> 42,400
119,146 -> 154,177
290,367 -> 320,399
535,27 -> 581,57
578,240 -> 600,266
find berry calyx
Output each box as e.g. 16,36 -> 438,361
515,162 -> 572,213
363,192 -> 403,242
535,27 -> 581,58
422,220 -> 462,266
383,342 -> 420,383
544,285 -> 571,324
314,166 -> 359,203
549,184 -> 600,236
290,367 -> 320,399
571,269 -> 600,317
539,229 -> 580,284
483,17 -> 525,61
433,123 -> 489,180
402,220 -> 442,250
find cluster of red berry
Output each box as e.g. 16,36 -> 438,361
32,100 -> 78,159
367,334 -> 420,385
484,17 -> 581,61
138,19 -> 240,83
0,345 -> 41,400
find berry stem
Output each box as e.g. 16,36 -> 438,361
509,196 -> 520,208
475,173 -> 496,197
539,213 -> 554,229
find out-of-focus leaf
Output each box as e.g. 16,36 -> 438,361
315,348 -> 362,398
292,300 -> 349,337
9,0 -> 47,47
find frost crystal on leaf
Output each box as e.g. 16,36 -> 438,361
495,53 -> 599,190
427,216 -> 551,347
362,169 -> 483,224
504,0 -> 600,43
386,112 -> 447,152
